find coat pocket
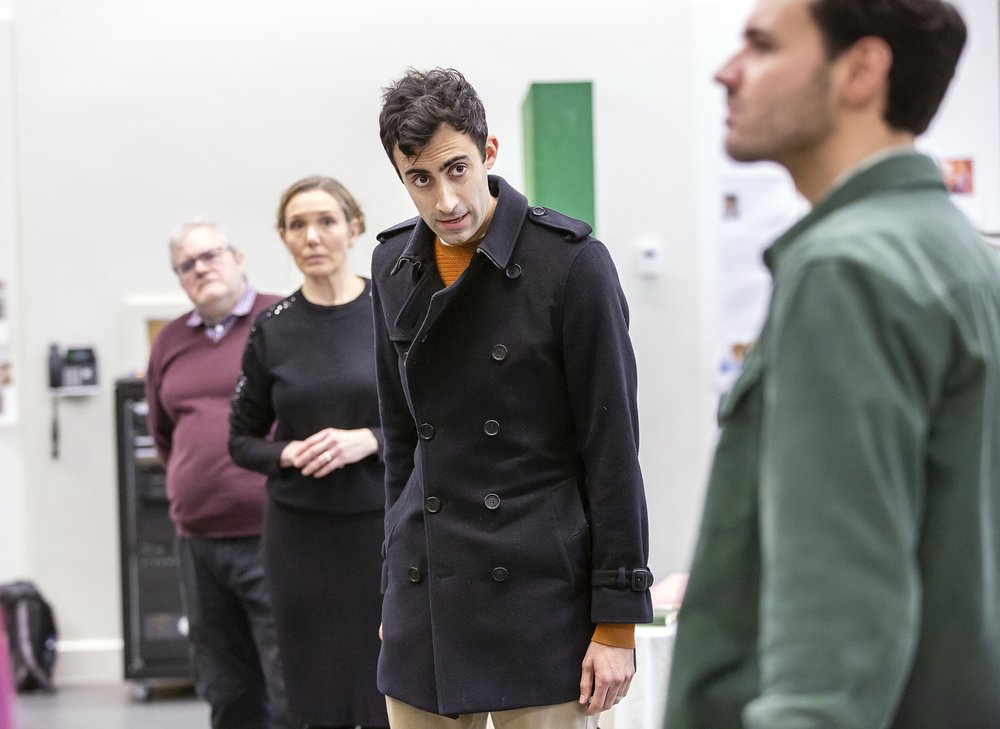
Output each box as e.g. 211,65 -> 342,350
704,342 -> 765,532
382,472 -> 421,559
562,525 -> 591,593
717,343 -> 764,423
549,479 -> 591,593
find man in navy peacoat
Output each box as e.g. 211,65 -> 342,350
371,68 -> 653,727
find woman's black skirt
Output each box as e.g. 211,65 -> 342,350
264,500 -> 388,727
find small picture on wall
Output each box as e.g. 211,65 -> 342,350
0,359 -> 11,420
940,158 -> 974,195
722,193 -> 740,220
147,319 -> 171,348
0,280 -> 8,347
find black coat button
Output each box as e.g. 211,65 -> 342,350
492,567 -> 509,582
531,206 -> 545,216
484,493 -> 501,510
483,420 -> 500,436
408,567 -> 422,583
505,264 -> 522,279
491,344 -> 508,361
424,496 -> 441,513
418,423 -> 435,440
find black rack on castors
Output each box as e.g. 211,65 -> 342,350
115,377 -> 193,700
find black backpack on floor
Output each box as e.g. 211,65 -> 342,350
0,580 -> 58,691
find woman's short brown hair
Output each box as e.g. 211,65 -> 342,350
276,176 -> 365,234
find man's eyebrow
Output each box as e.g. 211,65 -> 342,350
744,27 -> 773,44
404,154 -> 471,176
439,154 -> 470,171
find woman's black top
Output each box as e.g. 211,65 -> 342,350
229,280 -> 384,514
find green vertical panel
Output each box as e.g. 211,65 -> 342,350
521,82 -> 596,230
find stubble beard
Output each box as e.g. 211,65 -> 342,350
724,64 -> 834,168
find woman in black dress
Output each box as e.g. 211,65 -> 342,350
229,176 -> 387,729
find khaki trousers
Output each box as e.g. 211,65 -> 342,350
386,696 -> 602,729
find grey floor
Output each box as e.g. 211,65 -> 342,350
13,682 -> 209,729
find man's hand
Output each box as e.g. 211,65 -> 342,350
578,641 -> 634,716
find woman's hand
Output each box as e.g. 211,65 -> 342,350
279,440 -> 306,468
292,428 -> 379,478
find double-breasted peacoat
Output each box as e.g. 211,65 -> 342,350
371,176 -> 652,716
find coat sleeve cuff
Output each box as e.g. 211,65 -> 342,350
592,567 -> 653,592
590,569 -> 655,624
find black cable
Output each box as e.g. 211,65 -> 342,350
51,394 -> 59,460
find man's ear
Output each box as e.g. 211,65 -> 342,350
232,247 -> 247,275
838,36 -> 893,112
484,135 -> 499,171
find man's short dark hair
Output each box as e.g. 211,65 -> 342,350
379,68 -> 489,174
810,0 -> 966,135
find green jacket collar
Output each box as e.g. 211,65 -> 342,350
764,152 -> 947,273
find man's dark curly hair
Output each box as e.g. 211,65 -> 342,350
379,68 -> 489,175
810,0 -> 966,135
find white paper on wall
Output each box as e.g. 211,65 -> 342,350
0,278 -> 14,426
0,19 -> 15,427
713,162 -> 803,395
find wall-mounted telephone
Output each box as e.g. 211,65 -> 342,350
48,344 -> 99,392
48,344 -> 99,460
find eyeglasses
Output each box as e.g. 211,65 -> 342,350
173,247 -> 231,277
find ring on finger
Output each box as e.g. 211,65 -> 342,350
322,450 -> 332,463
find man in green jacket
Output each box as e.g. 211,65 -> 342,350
667,1 -> 1000,728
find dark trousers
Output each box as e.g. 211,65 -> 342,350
176,535 -> 291,729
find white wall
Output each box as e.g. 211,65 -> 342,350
4,0 -> 998,683
922,0 -> 1000,232
0,12 -> 28,582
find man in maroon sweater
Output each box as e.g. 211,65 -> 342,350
146,220 -> 289,729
